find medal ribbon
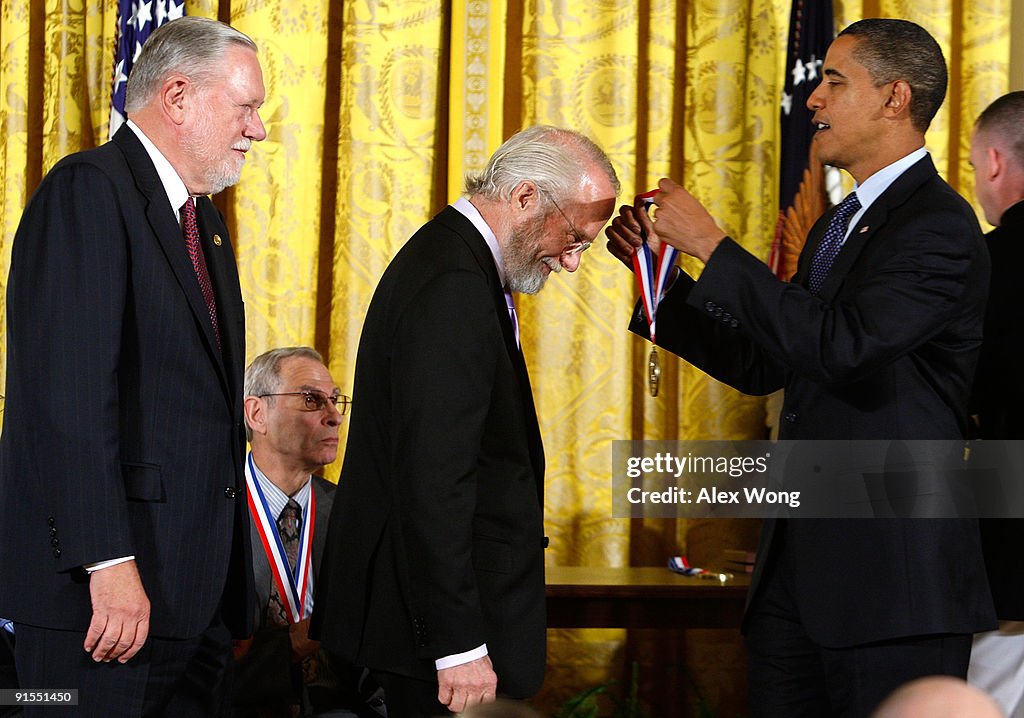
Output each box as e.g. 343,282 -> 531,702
245,452 -> 316,623
631,190 -> 679,344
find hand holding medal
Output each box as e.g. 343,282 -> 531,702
631,189 -> 679,397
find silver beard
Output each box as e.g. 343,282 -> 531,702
183,102 -> 249,195
503,221 -> 559,295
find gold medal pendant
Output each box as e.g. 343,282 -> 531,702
648,345 -> 661,397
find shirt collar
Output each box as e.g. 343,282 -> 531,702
851,146 -> 928,213
247,451 -> 312,519
836,147 -> 927,244
452,196 -> 507,287
126,119 -> 191,224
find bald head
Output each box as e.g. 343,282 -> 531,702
871,676 -> 1004,718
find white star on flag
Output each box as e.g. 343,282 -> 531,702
781,92 -> 793,116
806,54 -> 822,81
112,58 -> 128,93
135,1 -> 153,31
791,58 -> 806,86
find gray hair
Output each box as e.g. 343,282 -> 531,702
465,125 -> 620,206
125,16 -> 257,113
838,19 -> 947,134
244,346 -> 324,440
976,91 -> 1024,171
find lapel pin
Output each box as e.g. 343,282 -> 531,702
212,234 -> 223,246
859,226 -> 870,234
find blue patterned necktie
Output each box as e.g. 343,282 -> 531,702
807,192 -> 861,295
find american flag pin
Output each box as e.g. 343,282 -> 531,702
213,234 -> 223,246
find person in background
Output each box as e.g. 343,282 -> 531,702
870,676 -> 1004,718
967,90 -> 1024,718
233,346 -> 384,718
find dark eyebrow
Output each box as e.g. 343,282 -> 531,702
297,385 -> 340,395
824,68 -> 846,80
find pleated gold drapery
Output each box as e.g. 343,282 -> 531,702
0,1 -> 1012,714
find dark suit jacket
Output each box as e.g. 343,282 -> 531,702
969,200 -> 1024,620
632,155 -> 997,646
312,206 -> 547,697
233,475 -> 335,708
0,125 -> 252,640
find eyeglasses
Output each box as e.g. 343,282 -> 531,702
258,391 -> 351,415
539,188 -> 591,257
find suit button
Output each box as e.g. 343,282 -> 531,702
224,487 -> 238,499
704,301 -> 715,312
51,538 -> 59,547
48,516 -> 56,527
722,312 -> 732,321
49,527 -> 57,537
714,307 -> 723,318
730,318 -> 739,328
784,411 -> 797,423
53,548 -> 61,558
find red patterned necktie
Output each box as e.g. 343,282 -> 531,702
181,197 -> 221,345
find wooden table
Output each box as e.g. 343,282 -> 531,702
546,565 -> 750,629
544,566 -> 752,716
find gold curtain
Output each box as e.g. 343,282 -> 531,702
0,0 -> 1011,714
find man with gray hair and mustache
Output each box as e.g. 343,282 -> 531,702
312,126 -> 619,717
0,16 -> 265,716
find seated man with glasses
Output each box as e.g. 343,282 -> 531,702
233,346 -> 383,718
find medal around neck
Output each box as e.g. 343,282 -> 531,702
648,346 -> 661,397
631,189 -> 678,397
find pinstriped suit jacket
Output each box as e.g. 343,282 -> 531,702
0,125 -> 253,640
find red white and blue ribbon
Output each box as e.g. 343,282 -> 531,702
631,189 -> 679,344
668,556 -> 706,576
245,453 -> 315,623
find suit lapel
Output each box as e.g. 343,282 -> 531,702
112,126 -> 234,400
311,478 -> 333,578
798,155 -> 939,301
195,201 -> 244,405
437,207 -> 547,498
249,517 -> 272,620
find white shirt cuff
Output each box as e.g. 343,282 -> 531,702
435,644 -> 488,670
83,556 -> 135,573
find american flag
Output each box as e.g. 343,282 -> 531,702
109,0 -> 186,139
768,0 -> 834,278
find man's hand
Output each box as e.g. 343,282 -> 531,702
83,559 -> 150,663
649,178 -> 727,263
605,201 -> 662,268
232,637 -> 254,660
437,655 -> 497,713
288,618 -> 320,663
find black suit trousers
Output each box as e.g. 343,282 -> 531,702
373,670 -> 448,718
14,613 -> 232,718
745,527 -> 972,718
